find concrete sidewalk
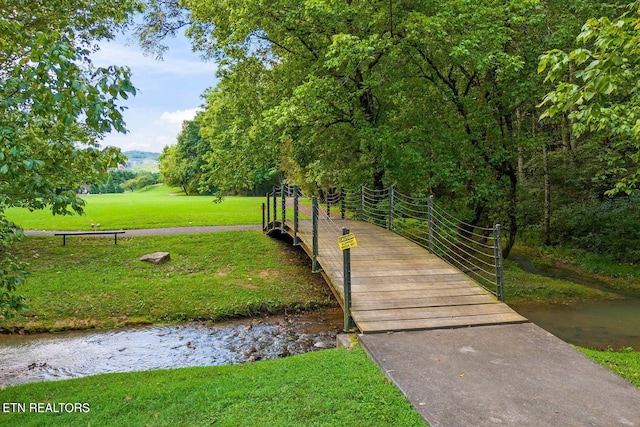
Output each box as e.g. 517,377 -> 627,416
360,323 -> 640,427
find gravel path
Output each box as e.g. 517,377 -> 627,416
24,224 -> 262,237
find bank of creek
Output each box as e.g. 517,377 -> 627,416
0,310 -> 343,387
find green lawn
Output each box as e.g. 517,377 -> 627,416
3,232 -> 334,332
503,260 -> 622,302
5,185 -> 263,230
579,347 -> 640,388
0,347 -> 427,427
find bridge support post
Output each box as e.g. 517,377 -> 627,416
427,195 -> 435,253
312,196 -> 320,272
494,224 -> 505,301
293,186 -> 300,245
281,185 -> 286,234
341,187 -> 346,220
342,227 -> 353,332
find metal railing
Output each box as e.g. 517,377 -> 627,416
263,185 -> 355,331
263,183 -> 506,330
342,185 -> 504,300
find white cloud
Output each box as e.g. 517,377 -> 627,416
93,31 -> 219,154
92,42 -> 217,77
159,108 -> 202,124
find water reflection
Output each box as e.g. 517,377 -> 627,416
509,299 -> 640,350
508,249 -> 640,350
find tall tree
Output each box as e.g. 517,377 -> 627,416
159,115 -> 215,195
539,0 -> 640,195
0,0 -> 140,317
138,0 -> 622,255
168,0 -> 402,189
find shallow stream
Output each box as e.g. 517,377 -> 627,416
508,250 -> 640,350
0,310 -> 342,387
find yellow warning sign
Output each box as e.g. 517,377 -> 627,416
338,233 -> 358,250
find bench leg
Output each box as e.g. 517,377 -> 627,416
114,233 -> 117,245
63,235 -> 66,246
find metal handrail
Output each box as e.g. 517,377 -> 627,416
264,183 -> 506,329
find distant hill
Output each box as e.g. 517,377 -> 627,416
124,151 -> 160,162
123,151 -> 160,173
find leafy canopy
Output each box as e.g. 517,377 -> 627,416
0,0 -> 141,317
539,1 -> 640,195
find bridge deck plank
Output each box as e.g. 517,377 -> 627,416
284,219 -> 527,333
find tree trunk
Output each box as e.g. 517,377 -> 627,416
542,140 -> 551,246
561,114 -> 570,151
516,108 -> 524,182
502,170 -> 518,260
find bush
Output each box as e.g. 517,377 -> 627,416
551,194 -> 640,262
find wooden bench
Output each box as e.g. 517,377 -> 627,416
54,231 -> 126,246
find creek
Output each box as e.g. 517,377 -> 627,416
3,253 -> 639,387
0,310 -> 342,387
508,250 -> 640,350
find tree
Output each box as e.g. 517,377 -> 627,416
197,59 -> 280,195
539,1 -> 640,195
168,115 -> 216,195
159,144 -> 190,194
122,173 -> 157,191
139,0 -> 622,256
0,0 -> 140,317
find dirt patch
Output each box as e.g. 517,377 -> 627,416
257,269 -> 280,278
215,268 -> 231,277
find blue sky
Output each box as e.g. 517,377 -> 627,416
93,32 -> 219,154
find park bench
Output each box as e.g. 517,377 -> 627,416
54,230 -> 126,246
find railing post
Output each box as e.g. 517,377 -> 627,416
341,187 -> 346,220
342,227 -> 353,332
266,193 -> 271,231
360,184 -> 365,221
494,224 -> 505,301
293,186 -> 300,245
327,190 -> 331,219
272,186 -> 277,226
312,196 -> 320,272
262,202 -> 266,231
281,185 -> 286,234
388,185 -> 395,230
427,195 -> 435,253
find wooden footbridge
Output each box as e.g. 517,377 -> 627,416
264,185 -> 527,333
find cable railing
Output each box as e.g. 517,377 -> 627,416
263,184 -> 355,331
263,183 -> 505,324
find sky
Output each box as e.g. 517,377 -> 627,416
92,32 -> 219,154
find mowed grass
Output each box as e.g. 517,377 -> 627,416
501,245 -> 638,302
0,347 -> 427,427
3,231 -> 335,332
579,347 -> 640,388
5,185 -> 263,230
502,260 -> 622,302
